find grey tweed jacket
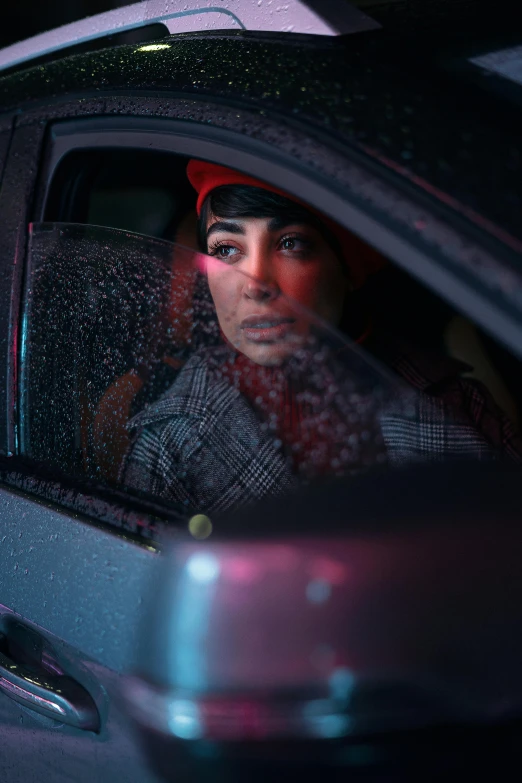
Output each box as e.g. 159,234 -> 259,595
121,342 -> 522,515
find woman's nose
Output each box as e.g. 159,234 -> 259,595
244,278 -> 278,301
243,251 -> 279,301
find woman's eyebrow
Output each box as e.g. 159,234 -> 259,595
206,220 -> 245,238
268,216 -> 312,232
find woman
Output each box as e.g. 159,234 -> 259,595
121,160 -> 521,514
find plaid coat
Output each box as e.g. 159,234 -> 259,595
121,341 -> 522,514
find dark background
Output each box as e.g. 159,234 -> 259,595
1,1 -> 130,48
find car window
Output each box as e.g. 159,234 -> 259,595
43,149 -> 196,241
21,221 -> 434,519
35,134 -> 522,421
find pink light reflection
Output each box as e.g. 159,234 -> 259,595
223,556 -> 263,585
308,556 -> 349,586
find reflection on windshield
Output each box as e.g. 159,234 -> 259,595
22,223 -> 519,519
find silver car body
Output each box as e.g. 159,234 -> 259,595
0,0 -> 380,72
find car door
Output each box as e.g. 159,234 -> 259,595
0,115 -> 12,188
2,31 -> 522,781
0,116 -> 171,781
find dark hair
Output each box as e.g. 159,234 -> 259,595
197,184 -> 345,264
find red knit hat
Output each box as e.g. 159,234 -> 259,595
186,159 -> 386,288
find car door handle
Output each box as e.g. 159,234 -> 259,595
0,634 -> 100,732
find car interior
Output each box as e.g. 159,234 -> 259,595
27,147 -> 522,487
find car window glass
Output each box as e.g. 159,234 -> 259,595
21,222 -> 430,518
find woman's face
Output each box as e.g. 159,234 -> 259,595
205,214 -> 349,366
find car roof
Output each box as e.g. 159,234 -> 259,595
0,0 -> 381,74
0,2 -> 521,350
1,13 -> 521,249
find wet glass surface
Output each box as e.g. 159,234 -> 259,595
21,222 -> 423,516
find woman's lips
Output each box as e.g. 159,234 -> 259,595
240,316 -> 296,342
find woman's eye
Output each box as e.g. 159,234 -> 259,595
279,236 -> 310,253
210,244 -> 239,261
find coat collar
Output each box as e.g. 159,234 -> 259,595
130,334 -> 472,432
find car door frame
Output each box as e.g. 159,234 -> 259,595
0,114 -> 13,188
1,89 -> 522,672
